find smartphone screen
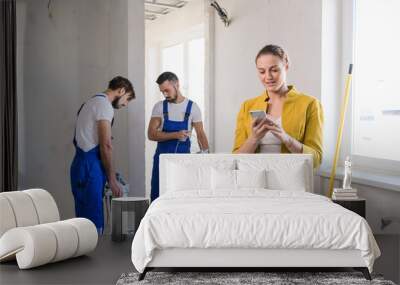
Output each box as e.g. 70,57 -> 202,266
250,110 -> 266,120
250,110 -> 277,126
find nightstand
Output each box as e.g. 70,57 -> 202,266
332,198 -> 366,218
111,197 -> 149,242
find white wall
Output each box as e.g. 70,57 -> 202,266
16,0 -> 145,219
320,0 -> 342,168
213,0 -> 322,153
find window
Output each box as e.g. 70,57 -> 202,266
188,38 -> 205,119
352,0 -> 400,169
162,44 -> 185,87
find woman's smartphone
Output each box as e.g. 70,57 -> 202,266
250,110 -> 276,126
250,110 -> 266,120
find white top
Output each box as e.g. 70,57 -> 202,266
75,94 -> 114,151
259,117 -> 282,153
151,98 -> 202,132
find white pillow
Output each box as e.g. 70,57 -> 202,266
211,169 -> 267,190
236,169 -> 267,189
167,162 -> 210,191
237,158 -> 309,191
266,162 -> 307,191
211,168 -> 236,190
166,160 -> 235,192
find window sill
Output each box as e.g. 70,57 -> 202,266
318,167 -> 400,193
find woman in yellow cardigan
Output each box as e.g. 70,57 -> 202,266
233,44 -> 324,168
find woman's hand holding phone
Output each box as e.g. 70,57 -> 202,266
250,110 -> 276,125
249,117 -> 274,141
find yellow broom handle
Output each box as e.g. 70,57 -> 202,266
328,64 -> 353,197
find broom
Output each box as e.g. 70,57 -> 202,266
328,64 -> 353,198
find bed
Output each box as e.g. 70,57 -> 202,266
131,154 -> 380,280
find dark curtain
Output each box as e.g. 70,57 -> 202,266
0,0 -> 18,192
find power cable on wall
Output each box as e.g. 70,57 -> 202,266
210,1 -> 230,27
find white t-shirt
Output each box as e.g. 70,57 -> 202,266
151,98 -> 202,132
259,117 -> 282,153
74,94 -> 114,152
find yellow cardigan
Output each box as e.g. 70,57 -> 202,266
232,86 -> 324,168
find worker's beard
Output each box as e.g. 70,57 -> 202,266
166,95 -> 177,103
112,96 -> 122,109
166,86 -> 179,103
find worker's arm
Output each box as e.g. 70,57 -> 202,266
147,117 -> 188,142
192,121 -> 209,151
98,120 -> 121,197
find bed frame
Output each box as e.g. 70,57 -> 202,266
139,248 -> 371,280
139,154 -> 372,281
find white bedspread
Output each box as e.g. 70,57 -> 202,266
131,190 -> 380,273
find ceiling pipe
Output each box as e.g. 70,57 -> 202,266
145,9 -> 169,15
144,1 -> 187,9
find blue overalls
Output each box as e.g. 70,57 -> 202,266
150,100 -> 193,202
70,94 -> 110,233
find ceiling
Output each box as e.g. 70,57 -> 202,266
144,0 -> 189,21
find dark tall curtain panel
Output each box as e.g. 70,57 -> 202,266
0,0 -> 18,192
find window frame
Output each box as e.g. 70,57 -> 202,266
344,0 -> 400,175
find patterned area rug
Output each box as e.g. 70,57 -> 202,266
117,271 -> 396,285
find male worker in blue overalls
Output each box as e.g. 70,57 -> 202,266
148,72 -> 210,202
70,76 -> 135,233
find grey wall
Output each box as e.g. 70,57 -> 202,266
127,0 -> 145,198
16,0 -> 145,219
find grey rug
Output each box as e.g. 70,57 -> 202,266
117,271 -> 396,285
